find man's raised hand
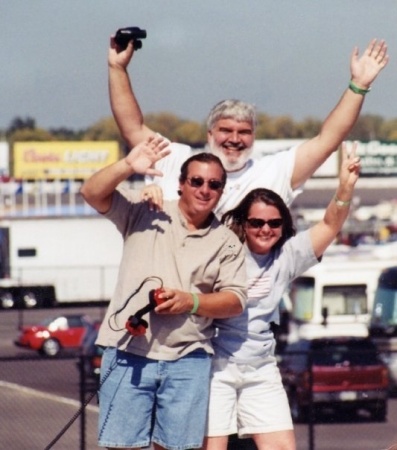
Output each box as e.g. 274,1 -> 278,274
124,135 -> 171,176
350,39 -> 389,89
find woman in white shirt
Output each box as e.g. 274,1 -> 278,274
204,142 -> 361,450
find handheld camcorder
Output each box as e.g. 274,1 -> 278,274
114,26 -> 147,50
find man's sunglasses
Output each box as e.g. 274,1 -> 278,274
186,176 -> 224,191
246,218 -> 283,229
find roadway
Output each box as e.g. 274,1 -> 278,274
1,306 -> 397,450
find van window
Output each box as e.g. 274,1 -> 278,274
372,287 -> 397,326
290,278 -> 368,322
322,285 -> 368,316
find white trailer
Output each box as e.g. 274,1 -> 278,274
0,212 -> 122,309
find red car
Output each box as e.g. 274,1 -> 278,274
14,314 -> 92,357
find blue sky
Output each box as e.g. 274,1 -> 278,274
1,0 -> 396,130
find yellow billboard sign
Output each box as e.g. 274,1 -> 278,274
14,141 -> 120,179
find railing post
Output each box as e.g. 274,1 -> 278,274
78,355 -> 86,450
308,350 -> 315,450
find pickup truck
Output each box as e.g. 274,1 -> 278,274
279,336 -> 389,422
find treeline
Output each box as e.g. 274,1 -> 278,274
2,112 -> 397,150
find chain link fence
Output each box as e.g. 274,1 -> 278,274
0,354 -> 98,449
1,353 -> 396,450
1,312 -> 397,450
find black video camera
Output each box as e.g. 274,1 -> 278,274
114,26 -> 147,50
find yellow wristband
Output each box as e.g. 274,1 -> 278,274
190,293 -> 200,314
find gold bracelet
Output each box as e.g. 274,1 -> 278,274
334,195 -> 351,207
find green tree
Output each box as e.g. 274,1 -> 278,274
6,116 -> 36,137
273,116 -> 296,138
379,118 -> 397,141
8,127 -> 54,146
83,117 -> 121,142
174,121 -> 206,146
296,117 -> 321,138
49,127 -> 84,141
348,114 -> 385,141
145,112 -> 182,141
255,113 -> 274,138
5,110 -> 397,148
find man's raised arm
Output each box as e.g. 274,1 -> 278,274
108,37 -> 156,148
80,136 -> 170,213
291,39 -> 389,190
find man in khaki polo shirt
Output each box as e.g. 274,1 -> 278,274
80,135 -> 247,450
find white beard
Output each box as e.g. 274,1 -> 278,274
207,139 -> 253,172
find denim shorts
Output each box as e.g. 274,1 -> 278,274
98,347 -> 211,449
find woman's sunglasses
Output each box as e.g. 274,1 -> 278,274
186,176 -> 224,191
246,218 -> 283,229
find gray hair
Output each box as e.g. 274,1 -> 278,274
206,99 -> 257,131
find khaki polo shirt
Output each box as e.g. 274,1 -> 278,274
96,188 -> 247,361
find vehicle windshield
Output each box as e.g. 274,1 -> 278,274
40,317 -> 57,327
371,287 -> 397,326
40,316 -> 68,331
0,228 -> 10,279
290,277 -> 314,321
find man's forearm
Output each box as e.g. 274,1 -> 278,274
80,158 -> 134,213
291,88 -> 364,189
109,65 -> 154,148
194,292 -> 244,318
291,39 -> 389,190
317,88 -> 363,148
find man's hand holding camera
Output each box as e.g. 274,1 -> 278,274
114,26 -> 146,50
109,26 -> 146,68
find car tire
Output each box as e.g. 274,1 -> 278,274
40,338 -> 61,357
290,391 -> 308,423
372,401 -> 387,422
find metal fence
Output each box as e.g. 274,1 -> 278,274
0,354 -> 98,450
1,352 -> 396,450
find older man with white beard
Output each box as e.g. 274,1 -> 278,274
108,36 -> 389,214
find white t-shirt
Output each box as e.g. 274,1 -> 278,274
146,142 -> 301,217
212,231 -> 319,364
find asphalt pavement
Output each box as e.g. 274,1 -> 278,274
1,379 -> 99,449
2,308 -> 397,450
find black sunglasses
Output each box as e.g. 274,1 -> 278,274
246,218 -> 283,229
186,176 -> 224,191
